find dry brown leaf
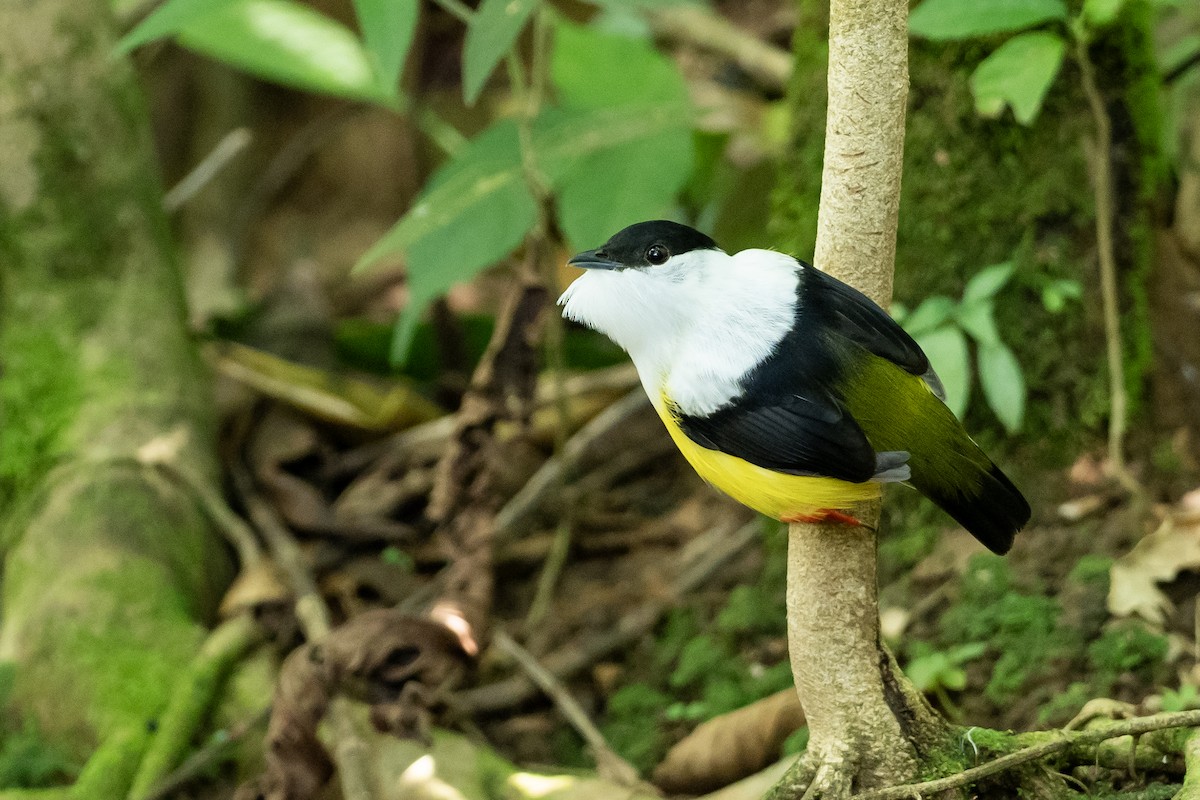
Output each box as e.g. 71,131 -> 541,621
652,688 -> 805,795
219,559 -> 292,618
1109,511 -> 1200,623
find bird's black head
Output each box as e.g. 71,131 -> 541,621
568,220 -> 719,271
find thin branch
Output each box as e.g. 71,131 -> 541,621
163,128 -> 252,212
647,5 -> 793,93
128,615 -> 262,799
496,388 -> 649,543
493,631 -> 641,787
141,708 -> 270,800
1074,35 -> 1141,495
458,519 -> 759,713
230,461 -> 376,800
854,711 -> 1200,800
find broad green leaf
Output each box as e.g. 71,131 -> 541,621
963,262 -> 1015,304
909,0 -> 1067,40
970,32 -> 1066,126
174,0 -> 390,104
905,652 -> 952,692
462,0 -> 540,105
956,302 -> 1002,347
551,21 -> 687,108
534,102 -> 692,183
556,129 -> 693,249
978,342 -> 1025,433
914,326 -> 971,418
117,0 -> 241,53
354,0 -> 419,90
1082,0 -> 1124,28
901,295 -> 956,336
356,122 -> 535,359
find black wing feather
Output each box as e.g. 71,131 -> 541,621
802,263 -> 929,376
677,391 -> 878,482
674,261 -> 921,483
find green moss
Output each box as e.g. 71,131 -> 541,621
937,557 -> 1069,703
769,8 -> 1165,455
1087,621 -> 1170,685
600,685 -> 673,774
1066,554 -> 1114,586
2,473 -> 220,757
0,321 -> 81,511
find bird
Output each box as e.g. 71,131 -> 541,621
558,220 -> 1030,555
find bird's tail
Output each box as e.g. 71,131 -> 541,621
910,455 -> 1030,555
841,354 -> 1030,553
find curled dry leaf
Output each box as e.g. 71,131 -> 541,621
652,688 -> 805,795
236,609 -> 470,800
1109,507 -> 1200,624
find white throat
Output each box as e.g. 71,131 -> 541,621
559,248 -> 799,416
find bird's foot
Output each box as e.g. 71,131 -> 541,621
781,509 -> 863,527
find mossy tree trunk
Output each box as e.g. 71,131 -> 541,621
0,0 -> 233,789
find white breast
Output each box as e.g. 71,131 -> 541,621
560,248 -> 800,417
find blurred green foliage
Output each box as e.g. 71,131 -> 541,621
599,522 -> 792,773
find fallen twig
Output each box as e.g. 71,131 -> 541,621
141,708 -> 271,800
230,461 -> 374,800
128,614 -> 263,799
494,631 -> 641,787
854,710 -> 1200,800
459,519 -> 758,713
496,388 -> 650,543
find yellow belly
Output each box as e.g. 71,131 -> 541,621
656,403 -> 880,520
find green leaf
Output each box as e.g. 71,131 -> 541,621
534,102 -> 692,185
551,21 -> 687,108
915,326 -> 971,418
909,0 -> 1067,40
956,302 -> 1002,347
978,343 -> 1026,433
462,0 -> 540,105
905,651 -> 951,692
901,295 -> 956,336
970,32 -> 1066,126
1082,0 -> 1124,28
173,0 -> 390,104
555,128 -> 692,249
117,0 -> 241,53
1040,277 -> 1081,312
963,262 -> 1015,304
353,0 -> 419,90
357,121 -> 535,359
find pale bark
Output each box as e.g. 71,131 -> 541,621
771,0 -> 951,795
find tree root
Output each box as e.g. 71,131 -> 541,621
853,711 -> 1200,800
763,711 -> 1200,800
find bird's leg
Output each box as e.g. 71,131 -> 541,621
781,509 -> 867,529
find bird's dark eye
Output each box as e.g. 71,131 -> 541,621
646,244 -> 669,265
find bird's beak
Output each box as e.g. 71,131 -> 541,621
567,249 -> 621,270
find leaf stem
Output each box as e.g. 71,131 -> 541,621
1073,33 -> 1141,496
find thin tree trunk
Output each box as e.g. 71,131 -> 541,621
768,0 -> 951,796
